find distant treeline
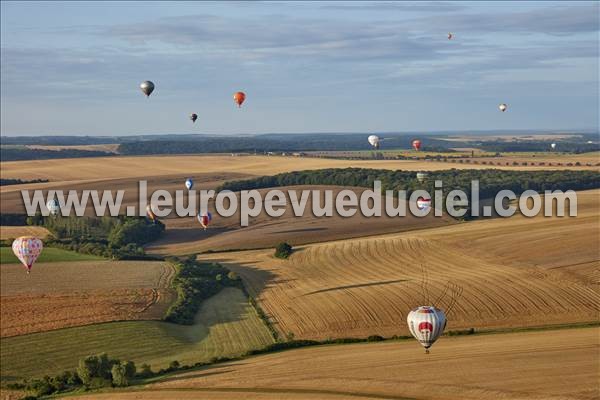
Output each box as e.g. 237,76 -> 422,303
1,136 -> 121,146
117,135 -> 458,155
479,141 -> 599,153
0,178 -> 48,186
219,168 -> 600,203
1,147 -> 113,161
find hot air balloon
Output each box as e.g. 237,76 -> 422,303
234,91 -> 246,108
12,236 -> 43,274
551,143 -> 557,150
190,113 -> 198,123
198,211 -> 212,230
499,103 -> 507,112
146,204 -> 158,224
416,172 -> 428,183
416,196 -> 431,211
412,139 -> 422,151
140,81 -> 155,97
368,135 -> 381,149
407,306 -> 447,353
185,178 -> 193,190
46,199 -> 60,216
447,32 -> 453,40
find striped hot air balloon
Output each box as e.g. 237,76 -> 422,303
416,196 -> 431,211
12,236 -> 43,274
407,306 -> 447,353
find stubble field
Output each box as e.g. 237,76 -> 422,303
198,190 -> 599,340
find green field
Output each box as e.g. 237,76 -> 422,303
0,247 -> 103,264
0,287 -> 275,383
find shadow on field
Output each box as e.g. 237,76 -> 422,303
302,279 -> 410,296
152,363 -> 246,385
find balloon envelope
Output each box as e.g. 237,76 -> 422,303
146,204 -> 158,222
46,199 -> 60,216
551,143 -> 556,149
368,135 -> 380,149
190,113 -> 198,123
499,103 -> 507,112
412,139 -> 422,151
234,92 -> 246,107
12,236 -> 43,273
140,81 -> 155,97
416,197 -> 431,211
185,178 -> 193,190
198,211 -> 212,229
447,33 -> 453,40
407,306 -> 447,351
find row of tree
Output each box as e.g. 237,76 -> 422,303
28,215 -> 165,260
219,168 -> 600,213
1,147 -> 112,161
164,257 -> 241,325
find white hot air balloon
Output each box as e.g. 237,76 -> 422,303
407,306 -> 447,353
416,172 -> 428,183
368,135 -> 381,149
46,199 -> 60,216
498,103 -> 507,112
551,143 -> 557,150
185,178 -> 193,190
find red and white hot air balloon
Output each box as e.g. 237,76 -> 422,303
416,196 -> 431,211
412,139 -> 422,151
198,211 -> 212,230
12,236 -> 43,274
407,306 -> 447,353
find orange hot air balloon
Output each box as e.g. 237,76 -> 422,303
233,91 -> 246,108
412,139 -> 422,151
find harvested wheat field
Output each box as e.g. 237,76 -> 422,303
3,154 -> 593,194
0,260 -> 176,336
147,186 -> 456,255
72,327 -> 599,400
199,190 -> 599,340
0,225 -> 49,240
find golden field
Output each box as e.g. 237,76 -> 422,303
71,327 -> 599,400
199,190 -> 599,340
147,185 -> 457,255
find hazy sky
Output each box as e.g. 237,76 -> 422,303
1,1 -> 598,136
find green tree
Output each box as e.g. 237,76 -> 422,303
111,364 -> 128,387
274,242 -> 293,259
